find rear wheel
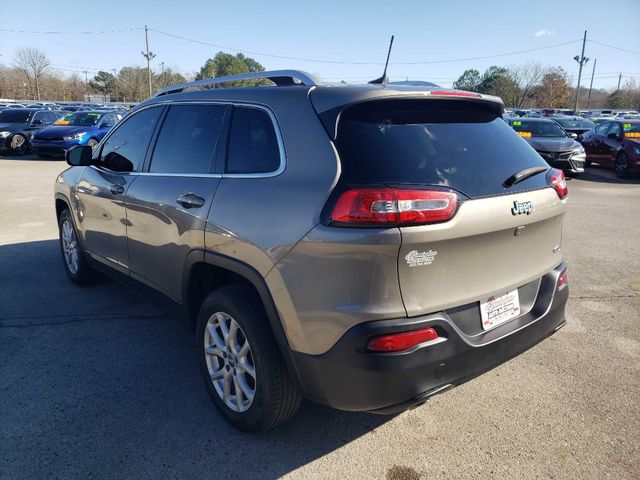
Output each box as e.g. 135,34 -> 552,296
9,134 -> 29,155
87,138 -> 99,150
615,152 -> 630,179
58,209 -> 97,285
196,285 -> 302,432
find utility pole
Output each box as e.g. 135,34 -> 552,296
572,30 -> 589,113
586,58 -> 597,109
112,68 -> 118,102
161,61 -> 165,87
617,73 -> 622,91
84,70 -> 88,101
141,25 -> 156,98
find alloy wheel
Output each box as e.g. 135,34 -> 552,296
204,311 -> 256,413
61,219 -> 79,274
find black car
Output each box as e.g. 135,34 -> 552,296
0,109 -> 62,155
506,117 -> 586,174
552,116 -> 595,140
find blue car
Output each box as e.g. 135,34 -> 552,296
31,111 -> 122,158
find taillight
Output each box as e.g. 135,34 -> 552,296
366,327 -> 442,352
331,188 -> 459,226
547,168 -> 568,199
558,268 -> 568,291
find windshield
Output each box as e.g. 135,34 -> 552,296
0,110 -> 31,123
555,118 -> 594,129
54,112 -> 102,127
623,122 -> 640,136
511,120 -> 566,137
335,100 -> 549,199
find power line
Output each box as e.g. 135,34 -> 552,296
149,27 -> 582,65
587,40 -> 640,56
0,27 -> 141,35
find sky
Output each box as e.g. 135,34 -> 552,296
1,0 -> 639,90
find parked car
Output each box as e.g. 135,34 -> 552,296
55,71 -> 569,431
507,117 -> 585,174
581,119 -> 640,178
0,108 -> 61,155
552,116 -> 596,140
31,111 -> 122,158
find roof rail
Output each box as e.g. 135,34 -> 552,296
154,70 -> 319,97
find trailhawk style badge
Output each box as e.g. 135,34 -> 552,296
405,250 -> 437,267
511,200 -> 534,216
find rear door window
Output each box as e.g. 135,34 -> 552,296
226,106 -> 280,174
149,104 -> 227,174
334,100 -> 549,198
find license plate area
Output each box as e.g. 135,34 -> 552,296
480,289 -> 521,330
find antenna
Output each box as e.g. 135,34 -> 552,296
368,35 -> 394,85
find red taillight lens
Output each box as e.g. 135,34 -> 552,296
366,327 -> 440,352
331,188 -> 459,226
558,268 -> 568,291
547,168 -> 568,199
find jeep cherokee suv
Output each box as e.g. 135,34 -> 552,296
54,70 -> 569,432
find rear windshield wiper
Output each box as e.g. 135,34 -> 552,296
503,166 -> 548,188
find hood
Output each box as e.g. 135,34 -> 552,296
34,125 -> 91,139
525,136 -> 580,152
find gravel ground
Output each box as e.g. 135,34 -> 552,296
1,155 -> 638,480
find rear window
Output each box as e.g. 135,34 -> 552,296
555,118 -> 595,129
334,100 -> 549,198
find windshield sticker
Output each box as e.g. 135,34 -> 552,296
54,119 -> 70,125
517,131 -> 532,138
623,123 -> 631,130
624,132 -> 640,138
513,121 -> 522,126
405,250 -> 437,268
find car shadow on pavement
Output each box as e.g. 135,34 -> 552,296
0,239 -> 392,479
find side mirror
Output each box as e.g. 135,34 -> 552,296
607,132 -> 620,140
99,122 -> 112,128
32,119 -> 43,125
66,145 -> 93,167
568,132 -> 578,139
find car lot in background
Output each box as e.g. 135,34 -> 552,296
581,119 -> 640,178
0,108 -> 62,155
31,111 -> 122,158
506,117 -> 586,174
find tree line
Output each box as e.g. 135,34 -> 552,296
452,63 -> 640,109
0,48 -> 268,103
1,47 -> 638,109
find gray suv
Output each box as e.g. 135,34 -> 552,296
54,70 -> 569,432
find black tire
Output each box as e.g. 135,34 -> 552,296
87,138 -> 99,150
58,209 -> 97,285
196,284 -> 302,432
9,134 -> 29,155
615,152 -> 630,179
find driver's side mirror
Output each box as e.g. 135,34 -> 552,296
66,145 -> 93,167
32,119 -> 43,125
607,132 -> 621,140
568,132 -> 578,139
99,122 -> 113,128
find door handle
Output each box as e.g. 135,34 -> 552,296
109,184 -> 125,195
176,193 -> 205,209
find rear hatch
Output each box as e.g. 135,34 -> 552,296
329,97 -> 567,323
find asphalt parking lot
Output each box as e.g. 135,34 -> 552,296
1,155 -> 638,480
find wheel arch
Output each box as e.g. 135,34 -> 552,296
183,250 -> 304,389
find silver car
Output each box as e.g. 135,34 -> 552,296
54,70 -> 569,431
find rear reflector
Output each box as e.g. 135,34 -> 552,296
331,188 -> 459,226
547,168 -> 568,199
366,327 -> 441,352
558,269 -> 568,291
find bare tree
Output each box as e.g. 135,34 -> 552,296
13,48 -> 50,101
507,62 -> 547,108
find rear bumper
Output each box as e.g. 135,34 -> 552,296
292,263 -> 568,413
